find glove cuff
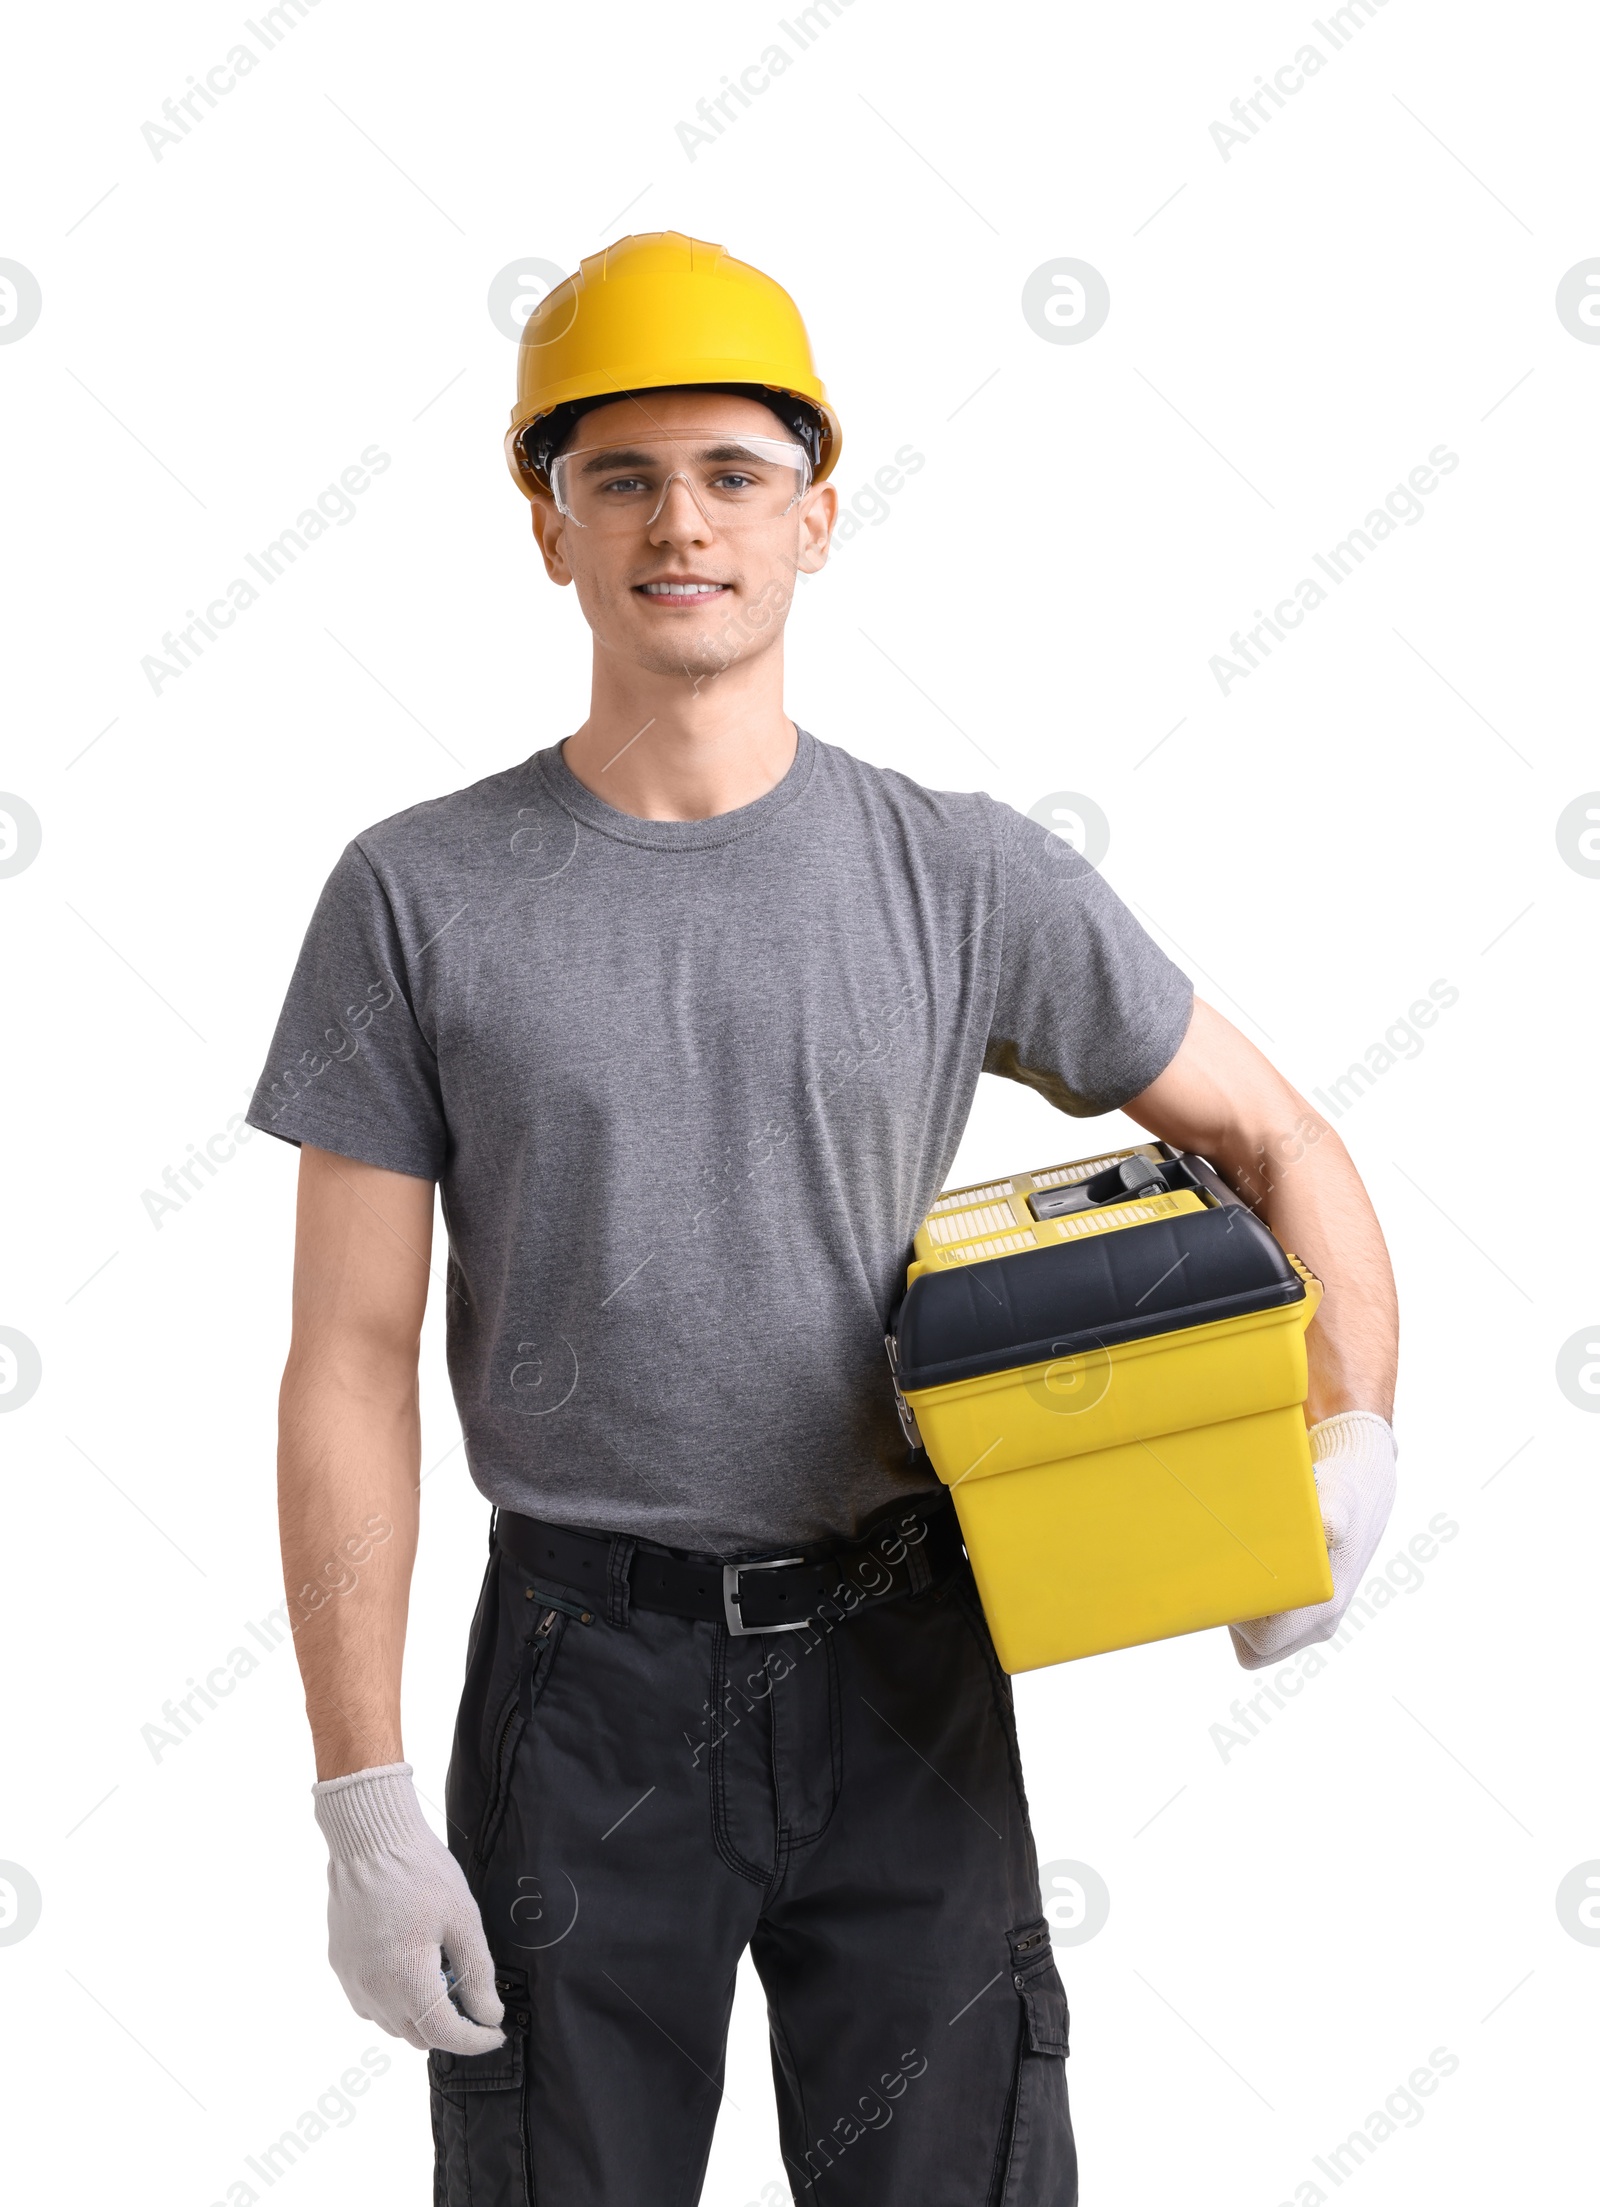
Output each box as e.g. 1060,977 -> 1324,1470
1309,1409 -> 1396,1461
313,1762 -> 428,1862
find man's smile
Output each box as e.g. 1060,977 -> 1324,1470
635,576 -> 731,605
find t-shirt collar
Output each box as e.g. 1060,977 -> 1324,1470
534,724 -> 816,851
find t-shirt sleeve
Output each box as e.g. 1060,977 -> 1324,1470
982,797 -> 1195,1117
243,840 -> 448,1179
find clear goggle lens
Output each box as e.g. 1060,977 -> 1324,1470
546,431 -> 812,532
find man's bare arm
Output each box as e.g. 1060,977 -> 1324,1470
278,1143 -> 436,1780
1122,996 -> 1398,1425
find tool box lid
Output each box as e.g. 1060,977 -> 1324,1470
893,1204 -> 1308,1393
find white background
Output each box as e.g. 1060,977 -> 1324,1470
2,1 -> 1596,2201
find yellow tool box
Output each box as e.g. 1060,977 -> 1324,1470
886,1142 -> 1332,1673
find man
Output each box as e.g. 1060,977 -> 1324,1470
249,232 -> 1398,2205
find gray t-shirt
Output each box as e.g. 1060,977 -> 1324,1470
246,728 -> 1193,1549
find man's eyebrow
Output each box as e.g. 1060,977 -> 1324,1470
575,446 -> 659,476
573,439 -> 787,476
697,441 -> 785,460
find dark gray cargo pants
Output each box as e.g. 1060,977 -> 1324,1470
432,1496 -> 1077,2205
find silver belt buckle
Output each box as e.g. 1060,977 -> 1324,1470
723,1556 -> 809,1636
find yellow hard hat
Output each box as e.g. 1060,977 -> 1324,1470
505,231 -> 842,499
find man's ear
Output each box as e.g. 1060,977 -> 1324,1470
796,482 -> 837,576
528,494 -> 575,586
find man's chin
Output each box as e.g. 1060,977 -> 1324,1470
624,633 -> 744,681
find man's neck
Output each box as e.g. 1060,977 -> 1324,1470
559,647 -> 798,823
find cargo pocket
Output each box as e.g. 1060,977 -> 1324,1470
1009,1918 -> 1070,2057
991,1919 -> 1077,2206
474,1608 -> 567,1867
429,1971 -> 532,2207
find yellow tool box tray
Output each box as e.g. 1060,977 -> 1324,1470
887,1143 -> 1332,1673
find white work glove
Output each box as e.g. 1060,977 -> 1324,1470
312,1762 -> 505,2054
1230,1411 -> 1398,1671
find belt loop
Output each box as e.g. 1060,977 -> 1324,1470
606,1536 -> 636,1630
488,1506 -> 499,1557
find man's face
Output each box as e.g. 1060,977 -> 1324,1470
528,391 -> 836,683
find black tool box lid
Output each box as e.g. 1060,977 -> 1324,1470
893,1204 -> 1307,1393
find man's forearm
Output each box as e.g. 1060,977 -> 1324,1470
1124,1000 -> 1398,1427
277,1145 -> 436,1781
279,1364 -> 420,1778
1214,1119 -> 1398,1425
279,1349 -> 421,1779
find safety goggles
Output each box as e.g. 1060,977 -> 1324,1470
545,430 -> 812,533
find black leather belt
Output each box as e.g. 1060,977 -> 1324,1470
494,1492 -> 960,1635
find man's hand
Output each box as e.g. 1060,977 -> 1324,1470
313,1763 -> 506,2054
1230,1411 -> 1398,1670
